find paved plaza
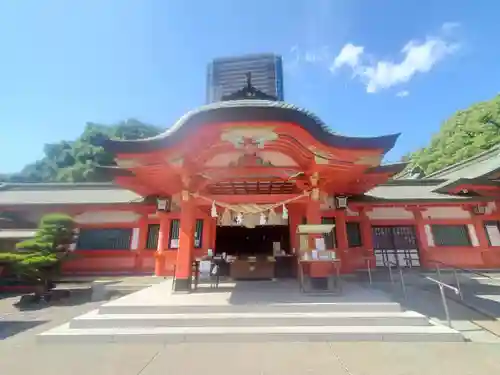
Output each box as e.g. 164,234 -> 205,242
1,283 -> 500,374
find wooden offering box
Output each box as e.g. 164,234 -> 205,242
229,256 -> 275,280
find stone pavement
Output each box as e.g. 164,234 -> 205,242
1,340 -> 500,374
370,279 -> 500,342
2,286 -> 500,375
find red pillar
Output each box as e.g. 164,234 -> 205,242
306,193 -> 322,248
173,192 -> 195,292
335,209 -> 349,272
154,212 -> 169,276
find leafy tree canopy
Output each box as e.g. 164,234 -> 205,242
0,213 -> 77,292
406,95 -> 500,175
1,119 -> 162,183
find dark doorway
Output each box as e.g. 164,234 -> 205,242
372,226 -> 420,267
215,225 -> 290,257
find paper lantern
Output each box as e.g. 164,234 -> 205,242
211,201 -> 218,217
282,204 -> 288,220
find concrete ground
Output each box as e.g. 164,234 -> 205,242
2,283 -> 500,374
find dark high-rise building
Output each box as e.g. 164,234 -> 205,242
206,53 -> 284,103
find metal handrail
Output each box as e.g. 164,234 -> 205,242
361,256 -> 373,285
383,261 -> 458,327
426,276 -> 460,293
425,276 -> 460,327
427,259 -> 500,303
387,260 -> 407,300
380,257 -> 500,329
427,259 -> 497,281
427,260 -> 464,300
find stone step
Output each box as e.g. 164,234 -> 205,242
38,323 -> 464,343
98,302 -> 403,315
71,309 -> 429,328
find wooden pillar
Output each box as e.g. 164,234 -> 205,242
173,191 -> 195,292
134,215 -> 149,272
154,212 -> 169,276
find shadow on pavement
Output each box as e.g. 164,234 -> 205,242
369,278 -> 500,327
425,280 -> 500,319
358,269 -> 500,321
12,289 -> 93,311
0,320 -> 48,340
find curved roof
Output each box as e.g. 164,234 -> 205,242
366,162 -> 407,175
101,100 -> 401,154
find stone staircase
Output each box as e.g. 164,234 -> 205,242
38,279 -> 464,343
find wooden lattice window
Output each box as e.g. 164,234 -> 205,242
321,217 -> 336,248
194,219 -> 203,248
77,228 -> 132,250
146,224 -> 159,249
431,225 -> 471,247
169,219 -> 180,249
347,222 -> 363,248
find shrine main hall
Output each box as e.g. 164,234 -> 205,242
2,78 -> 500,291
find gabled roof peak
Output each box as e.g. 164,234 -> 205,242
220,72 -> 278,101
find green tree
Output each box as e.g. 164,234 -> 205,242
406,95 -> 500,175
1,119 -> 162,183
0,213 -> 77,299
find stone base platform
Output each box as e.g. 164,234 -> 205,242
38,279 -> 464,343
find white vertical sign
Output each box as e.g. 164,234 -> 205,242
130,227 -> 140,250
468,224 -> 479,247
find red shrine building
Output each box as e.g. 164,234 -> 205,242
2,78 -> 500,291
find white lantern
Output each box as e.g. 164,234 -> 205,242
259,212 -> 267,225
335,196 -> 348,209
211,201 -> 218,218
156,197 -> 171,212
236,212 -> 243,225
282,204 -> 288,220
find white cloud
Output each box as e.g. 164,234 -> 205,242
330,23 -> 460,93
396,90 -> 410,97
284,45 -> 333,74
331,43 -> 364,70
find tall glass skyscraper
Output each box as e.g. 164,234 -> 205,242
206,53 -> 284,103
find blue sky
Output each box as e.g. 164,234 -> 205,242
1,0 -> 499,173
